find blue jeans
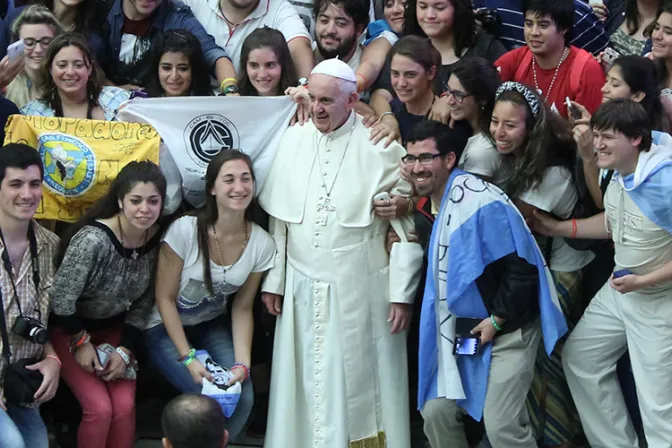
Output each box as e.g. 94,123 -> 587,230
0,404 -> 48,448
145,318 -> 254,441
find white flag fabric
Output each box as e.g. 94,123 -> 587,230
118,96 -> 297,207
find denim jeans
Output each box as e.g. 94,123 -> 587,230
0,404 -> 48,448
145,317 -> 254,441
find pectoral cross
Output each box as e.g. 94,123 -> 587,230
316,196 -> 335,226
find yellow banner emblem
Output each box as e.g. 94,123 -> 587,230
3,115 -> 160,222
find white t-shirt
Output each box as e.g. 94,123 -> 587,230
181,0 -> 311,74
519,166 -> 595,272
145,216 -> 275,328
458,133 -> 502,185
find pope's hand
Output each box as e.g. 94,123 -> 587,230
388,303 -> 412,334
373,195 -> 408,219
262,292 -> 283,316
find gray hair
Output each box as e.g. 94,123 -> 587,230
336,78 -> 357,97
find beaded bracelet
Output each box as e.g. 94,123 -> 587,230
231,363 -> 250,381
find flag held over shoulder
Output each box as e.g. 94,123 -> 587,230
3,115 -> 160,222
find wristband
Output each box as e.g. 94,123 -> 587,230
115,347 -> 131,365
219,77 -> 237,92
490,315 -> 503,332
179,348 -> 196,367
223,84 -> 239,96
356,72 -> 368,93
570,219 -> 578,239
231,362 -> 250,381
70,332 -> 91,353
46,355 -> 61,367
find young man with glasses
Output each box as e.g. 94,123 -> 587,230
0,143 -> 60,448
407,120 -> 567,448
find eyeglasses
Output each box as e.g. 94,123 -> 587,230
443,87 -> 474,104
22,37 -> 54,49
401,153 -> 442,165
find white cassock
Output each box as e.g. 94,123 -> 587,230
259,112 -> 424,448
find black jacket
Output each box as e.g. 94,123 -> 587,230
413,196 -> 540,335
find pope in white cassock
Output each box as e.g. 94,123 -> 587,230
258,59 -> 424,448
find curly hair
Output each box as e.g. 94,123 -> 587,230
145,30 -> 213,97
35,32 -> 103,117
491,89 -> 576,198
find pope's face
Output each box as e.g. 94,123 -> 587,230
308,74 -> 357,133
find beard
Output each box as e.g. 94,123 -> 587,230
316,33 -> 358,60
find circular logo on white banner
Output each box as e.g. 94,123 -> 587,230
184,114 -> 240,167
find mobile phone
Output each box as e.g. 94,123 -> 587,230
373,192 -> 391,202
613,269 -> 633,279
453,336 -> 481,356
602,47 -> 620,71
566,97 -> 582,121
6,40 -> 24,62
96,343 -> 115,367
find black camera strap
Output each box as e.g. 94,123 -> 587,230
0,224 -> 41,362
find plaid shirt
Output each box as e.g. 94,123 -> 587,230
0,222 -> 59,393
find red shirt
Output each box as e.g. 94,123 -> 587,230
495,46 -> 604,118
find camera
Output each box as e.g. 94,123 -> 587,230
12,316 -> 48,344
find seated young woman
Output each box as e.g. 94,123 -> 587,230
145,150 -> 276,442
49,161 -> 166,448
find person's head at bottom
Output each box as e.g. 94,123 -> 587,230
161,394 -> 228,448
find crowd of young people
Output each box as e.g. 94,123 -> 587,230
0,0 -> 671,447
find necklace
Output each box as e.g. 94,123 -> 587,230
212,222 -> 250,278
117,214 -> 148,260
315,120 -> 357,198
532,47 -> 569,100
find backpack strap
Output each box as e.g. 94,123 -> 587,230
569,47 -> 592,99
514,49 -> 534,82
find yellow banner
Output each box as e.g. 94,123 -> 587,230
3,115 -> 160,222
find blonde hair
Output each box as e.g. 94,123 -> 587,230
6,5 -> 63,109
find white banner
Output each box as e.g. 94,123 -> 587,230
118,96 -> 296,207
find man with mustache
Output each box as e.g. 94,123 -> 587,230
407,120 -> 567,448
258,58 -> 423,448
313,0 -> 369,70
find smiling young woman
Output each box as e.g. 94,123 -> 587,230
5,5 -> 63,109
49,161 -> 167,448
145,30 -> 213,98
22,32 -> 129,120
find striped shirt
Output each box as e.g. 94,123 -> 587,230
474,0 -> 609,55
0,222 -> 59,393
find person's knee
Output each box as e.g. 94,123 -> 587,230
421,399 -> 458,431
483,407 -> 524,445
112,393 -> 136,420
83,396 -> 113,423
238,380 -> 255,414
0,419 -> 26,448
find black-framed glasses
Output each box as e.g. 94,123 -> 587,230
444,87 -> 474,104
401,153 -> 442,165
22,37 -> 54,49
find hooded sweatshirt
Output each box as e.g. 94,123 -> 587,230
604,131 -> 672,294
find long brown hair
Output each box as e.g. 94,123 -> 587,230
36,32 -> 104,117
195,150 -> 257,296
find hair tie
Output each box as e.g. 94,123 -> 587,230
495,81 -> 540,119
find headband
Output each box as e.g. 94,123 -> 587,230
495,81 -> 540,119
